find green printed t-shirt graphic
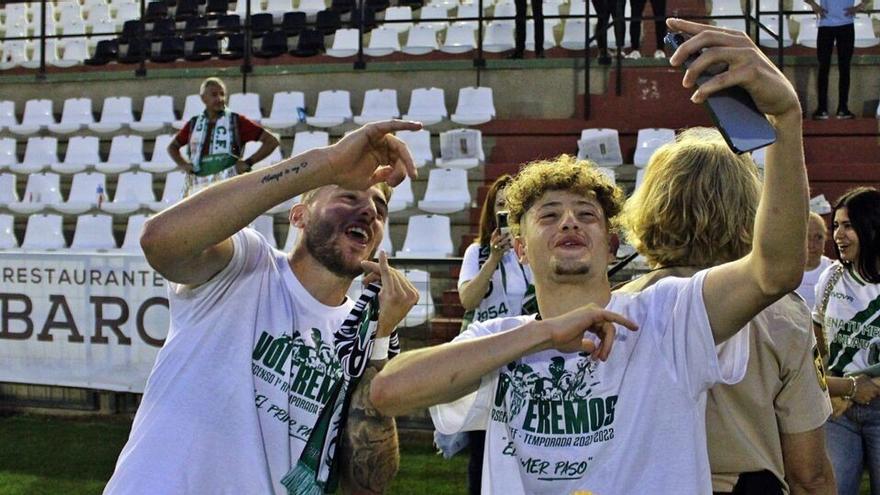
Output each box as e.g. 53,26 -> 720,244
194,153 -> 238,177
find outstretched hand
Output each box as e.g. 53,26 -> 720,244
361,250 -> 420,338
539,304 -> 639,360
666,18 -> 801,119
326,120 -> 423,191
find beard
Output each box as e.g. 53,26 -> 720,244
552,259 -> 591,276
303,216 -> 372,278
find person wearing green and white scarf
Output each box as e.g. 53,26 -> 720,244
167,77 -> 280,197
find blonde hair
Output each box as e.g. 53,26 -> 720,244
301,183 -> 393,205
200,77 -> 226,95
505,154 -> 625,236
619,127 -> 761,268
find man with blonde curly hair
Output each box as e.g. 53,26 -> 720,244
371,18 -> 810,494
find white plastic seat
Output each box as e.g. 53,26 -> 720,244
713,18 -> 746,33
757,15 -> 793,48
527,19 -> 558,50
451,86 -> 495,126
291,131 -> 330,157
577,128 -> 623,167
306,90 -> 353,128
9,99 -> 54,135
0,101 -> 16,131
0,214 -> 18,249
262,91 -> 307,130
633,128 -> 675,168
234,0 -> 266,15
9,172 -> 62,214
0,173 -> 19,206
379,220 -> 393,254
402,87 -> 447,125
401,268 -> 435,327
229,92 -> 263,122
11,137 -> 58,174
384,6 -> 413,33
388,175 -> 414,212
710,0 -> 743,15
560,19 -> 598,50
0,40 -> 31,70
29,2 -> 57,27
243,141 -> 283,170
147,171 -> 186,212
482,21 -> 516,52
88,18 -> 117,48
354,89 -> 400,124
417,5 -> 450,31
441,23 -> 476,53
596,167 -> 616,186
173,94 -> 206,129
102,171 -> 155,214
57,38 -> 90,66
0,138 -> 16,170
59,2 -> 85,24
53,171 -> 107,214
795,16 -> 818,47
21,40 -> 62,70
249,215 -> 277,247
141,134 -> 179,173
71,214 -> 117,251
113,1 -> 140,29
436,128 -> 484,169
326,28 -> 360,58
131,95 -> 177,133
418,168 -> 470,214
96,135 -> 144,174
89,96 -> 135,133
492,0 -> 517,26
854,14 -> 879,47
48,97 -> 95,134
296,0 -> 327,18
395,129 -> 433,167
453,3 -> 480,30
21,214 -> 66,250
265,0 -> 295,22
396,214 -> 453,258
403,24 -> 440,55
120,213 -> 147,253
365,26 -> 401,57
83,0 -> 111,18
52,136 -> 101,174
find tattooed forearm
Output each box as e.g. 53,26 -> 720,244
340,360 -> 399,495
259,161 -> 309,184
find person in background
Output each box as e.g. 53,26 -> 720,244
797,212 -> 834,312
626,0 -> 668,59
593,0 -> 626,64
455,174 -> 535,494
511,0 -> 544,58
618,128 -> 835,495
813,187 -> 880,495
168,77 -> 280,196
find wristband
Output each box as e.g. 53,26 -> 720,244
371,336 -> 390,360
843,375 -> 858,401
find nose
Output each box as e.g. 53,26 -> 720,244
559,208 -> 579,231
356,196 -> 378,222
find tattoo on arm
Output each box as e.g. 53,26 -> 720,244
259,161 -> 309,184
340,360 -> 400,495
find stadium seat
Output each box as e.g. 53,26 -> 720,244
418,167 -> 470,214
265,0 -> 295,22
0,138 -> 16,170
186,34 -> 221,61
633,128 -> 675,168
234,0 -> 266,16
451,86 -> 495,125
9,172 -> 62,214
854,14 -> 878,47
229,92 -> 264,122
354,89 -> 400,124
560,19 -> 598,50
71,214 -> 117,251
48,98 -> 95,134
385,6 -> 414,32
58,38 -> 91,66
290,28 -> 325,56
403,88 -> 447,126
58,1 -> 85,25
282,11 -> 308,35
88,3 -> 115,30
397,214 -> 453,257
0,41 -> 31,70
395,129 -> 434,167
306,90 -> 353,128
326,28 -> 360,57
60,17 -> 88,38
147,171 -> 186,211
436,128 -> 484,169
220,32 -> 246,59
121,214 -> 148,253
403,24 -> 440,54
11,137 -> 58,174
174,0 -> 203,20
88,18 -> 119,49
250,215 -> 277,247
152,36 -> 186,62
483,21 -> 516,52
53,171 -> 107,214
115,1 -> 141,27
89,96 -> 135,133
242,141 -> 283,169
0,174 -> 19,206
401,268 -> 435,327
142,134 -> 180,173
453,3 -> 481,30
365,26 -> 402,56
441,23 -> 477,53
710,0 -> 743,15
0,214 -> 18,249
173,94 -> 206,129
9,99 -> 55,136
102,171 -> 156,214
596,167 -> 616,186
577,128 -> 623,167
388,175 -> 415,212
298,0 -> 328,18
85,39 -> 119,65
635,168 -> 646,192
0,101 -> 16,131
254,30 -> 289,58
96,135 -> 144,174
131,95 -> 177,133
22,214 -> 66,250
263,91 -> 307,130
795,16 -> 818,47
290,130 -> 330,157
417,4 -> 450,31
22,40 -> 62,70
527,19 -> 558,51
493,0 -> 517,26
52,136 -> 101,175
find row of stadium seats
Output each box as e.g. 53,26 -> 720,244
0,86 -> 496,136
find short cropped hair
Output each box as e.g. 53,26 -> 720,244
200,77 -> 226,95
504,155 -> 625,236
301,183 -> 393,206
619,127 -> 761,268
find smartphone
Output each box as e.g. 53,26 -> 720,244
496,210 -> 510,235
664,32 -> 776,154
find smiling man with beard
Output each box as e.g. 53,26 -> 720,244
104,120 -> 421,495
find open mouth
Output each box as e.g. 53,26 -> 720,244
344,225 -> 371,247
555,236 -> 586,249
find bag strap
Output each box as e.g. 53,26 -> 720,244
817,264 -> 845,357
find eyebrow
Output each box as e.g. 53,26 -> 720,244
536,199 -> 598,210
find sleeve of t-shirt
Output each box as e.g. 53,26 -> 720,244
458,244 -> 481,290
429,318 -> 514,434
237,114 -> 264,143
647,269 -> 750,399
173,120 -> 192,147
774,297 -> 833,433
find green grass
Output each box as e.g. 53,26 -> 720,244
0,414 -> 468,495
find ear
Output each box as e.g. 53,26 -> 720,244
290,203 -> 308,229
514,235 -> 529,265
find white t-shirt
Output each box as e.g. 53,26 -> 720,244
105,229 -> 354,495
796,255 -> 833,309
431,270 -> 749,495
813,262 -> 880,376
459,243 -> 533,322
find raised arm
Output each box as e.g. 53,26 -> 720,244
667,18 -> 809,342
141,120 -> 421,285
